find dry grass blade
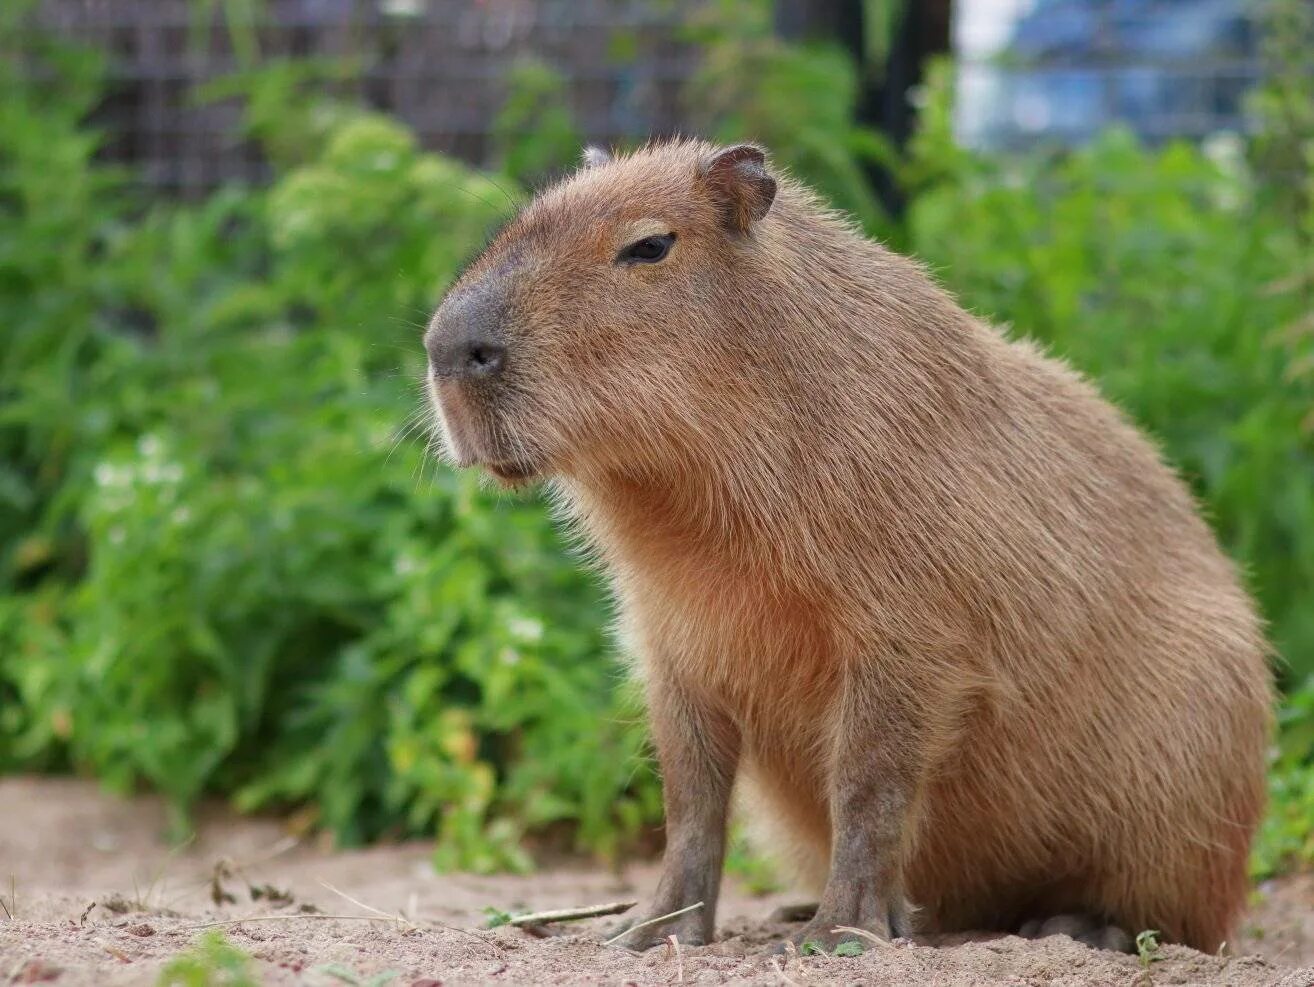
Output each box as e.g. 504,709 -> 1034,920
427,922 -> 505,957
666,934 -> 684,984
318,880 -> 404,923
830,925 -> 893,947
603,901 -> 704,946
161,834 -> 300,912
769,956 -> 804,987
188,914 -> 400,931
506,900 -> 636,927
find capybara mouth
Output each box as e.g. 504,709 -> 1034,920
431,385 -> 538,481
486,460 -> 539,484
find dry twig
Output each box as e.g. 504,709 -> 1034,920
506,900 -> 636,927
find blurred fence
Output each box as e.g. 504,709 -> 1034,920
27,0 -> 1281,191
31,0 -> 696,194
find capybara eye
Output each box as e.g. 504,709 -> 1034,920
619,233 -> 675,265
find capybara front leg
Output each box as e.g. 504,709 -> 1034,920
609,671 -> 740,951
788,660 -> 919,953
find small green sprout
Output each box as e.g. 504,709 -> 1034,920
799,938 -> 865,957
157,931 -> 258,987
1136,929 -> 1161,969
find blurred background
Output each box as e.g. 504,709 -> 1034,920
1,0 -> 1311,882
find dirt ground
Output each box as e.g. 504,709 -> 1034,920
2,777 -> 1314,986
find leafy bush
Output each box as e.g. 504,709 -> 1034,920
491,58 -> 582,187
0,35 -> 658,864
1256,693 -> 1314,877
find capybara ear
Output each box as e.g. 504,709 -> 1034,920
700,143 -> 777,232
581,145 -> 612,168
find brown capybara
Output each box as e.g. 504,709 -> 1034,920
423,139 -> 1271,954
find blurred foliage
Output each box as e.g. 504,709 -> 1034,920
1241,0 -> 1314,878
1258,689 -> 1314,878
193,57 -> 364,172
1248,0 -> 1314,428
0,31 -> 658,865
683,0 -> 898,236
492,58 -> 583,188
2,2 -> 1314,878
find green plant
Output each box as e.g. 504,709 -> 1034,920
491,58 -> 583,187
158,931 -> 258,987
724,826 -> 782,896
683,0 -> 899,237
0,25 -> 659,864
194,57 -> 365,172
1248,0 -> 1314,435
799,937 -> 865,957
1255,684 -> 1314,877
1135,929 -> 1162,984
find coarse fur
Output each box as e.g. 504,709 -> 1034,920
423,138 -> 1272,953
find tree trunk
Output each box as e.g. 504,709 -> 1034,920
775,0 -> 952,215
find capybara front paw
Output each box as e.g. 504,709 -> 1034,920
780,896 -> 912,955
787,921 -> 874,954
607,907 -> 711,951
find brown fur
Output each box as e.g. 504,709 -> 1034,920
424,139 -> 1272,952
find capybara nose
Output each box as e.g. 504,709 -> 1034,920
430,337 -> 506,381
426,279 -> 508,382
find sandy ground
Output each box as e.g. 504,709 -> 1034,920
2,777 -> 1314,986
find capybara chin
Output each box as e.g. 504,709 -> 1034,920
423,138 -> 1272,953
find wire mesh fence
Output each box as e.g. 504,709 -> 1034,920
24,0 -> 1290,192
30,0 -> 697,195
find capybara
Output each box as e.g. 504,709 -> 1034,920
423,139 -> 1271,953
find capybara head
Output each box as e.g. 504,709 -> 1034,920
424,139 -> 781,485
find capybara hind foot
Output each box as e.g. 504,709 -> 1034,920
1019,914 -> 1133,953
